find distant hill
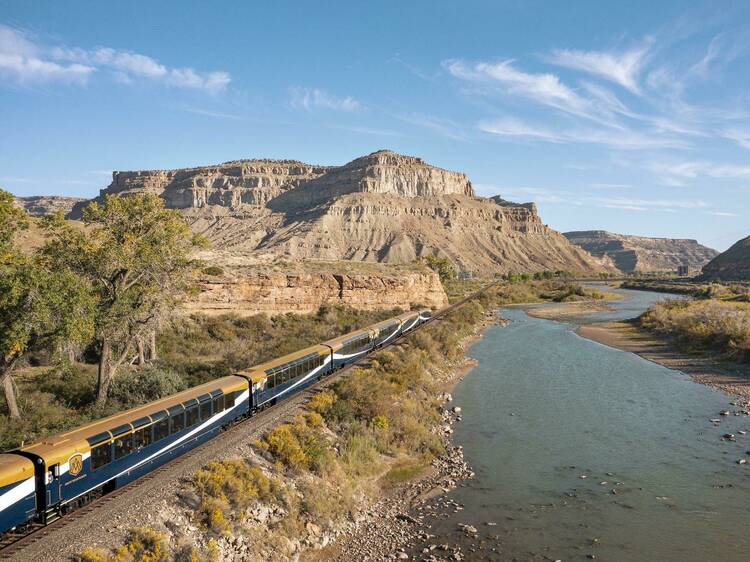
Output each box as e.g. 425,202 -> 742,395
700,235 -> 750,281
563,230 -> 718,274
71,150 -> 612,276
14,195 -> 86,216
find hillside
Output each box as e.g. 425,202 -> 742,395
700,235 -> 750,281
14,195 -> 85,216
564,230 -> 717,274
74,150 -> 609,276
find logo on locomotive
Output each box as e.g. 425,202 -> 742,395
69,453 -> 84,476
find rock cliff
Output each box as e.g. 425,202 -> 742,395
564,230 -> 718,274
184,260 -> 448,316
75,150 -> 610,276
699,235 -> 750,281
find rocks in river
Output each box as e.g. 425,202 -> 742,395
452,406 -> 462,414
737,459 -> 747,465
723,433 -> 736,441
720,410 -> 730,416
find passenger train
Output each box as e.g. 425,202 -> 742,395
0,308 -> 432,538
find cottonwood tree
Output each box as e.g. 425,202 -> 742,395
42,194 -> 206,405
0,191 -> 94,418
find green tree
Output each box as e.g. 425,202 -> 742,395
42,194 -> 206,404
424,255 -> 457,283
0,191 -> 94,418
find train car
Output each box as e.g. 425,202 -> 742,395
396,310 -> 421,336
239,344 -> 332,410
0,454 -> 36,536
14,375 -> 249,523
325,327 -> 377,369
370,318 -> 402,348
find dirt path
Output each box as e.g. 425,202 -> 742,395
578,320 -> 750,401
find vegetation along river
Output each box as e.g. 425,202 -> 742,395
413,287 -> 750,561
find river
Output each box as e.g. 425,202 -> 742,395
411,287 -> 750,562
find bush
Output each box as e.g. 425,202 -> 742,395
202,266 -> 224,276
108,366 -> 187,407
78,527 -> 170,562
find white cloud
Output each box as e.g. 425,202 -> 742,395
0,24 -> 229,93
0,25 -> 95,84
395,113 -> 468,141
722,128 -> 750,151
709,211 -> 739,217
289,87 -> 360,112
588,196 -> 709,211
690,34 -> 723,77
651,160 -> 750,182
445,59 -> 594,120
545,40 -> 653,94
478,116 -> 687,150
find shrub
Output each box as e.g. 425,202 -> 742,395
108,366 -> 187,407
194,459 -> 278,509
308,390 -> 336,415
202,266 -> 224,276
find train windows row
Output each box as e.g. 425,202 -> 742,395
89,391 -> 237,470
341,334 -> 372,355
266,354 -> 324,389
378,323 -> 399,341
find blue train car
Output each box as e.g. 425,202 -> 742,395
397,310 -> 421,336
0,455 -> 36,535
15,376 -> 249,522
417,308 -> 433,324
239,344 -> 333,410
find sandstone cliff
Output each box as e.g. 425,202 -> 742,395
14,195 -> 85,216
75,150 -> 610,276
185,259 -> 448,316
699,235 -> 750,281
564,230 -> 718,274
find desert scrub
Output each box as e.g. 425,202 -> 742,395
77,527 -> 178,562
193,459 -> 284,535
641,299 -> 750,362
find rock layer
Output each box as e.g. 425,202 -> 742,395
76,150 -> 610,275
184,266 -> 448,316
564,230 -> 718,274
700,235 -> 750,281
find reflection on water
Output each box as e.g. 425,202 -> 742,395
415,288 -> 750,562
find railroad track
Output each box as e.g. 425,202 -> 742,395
0,281 -> 498,559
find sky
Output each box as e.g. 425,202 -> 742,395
1,1 -> 748,251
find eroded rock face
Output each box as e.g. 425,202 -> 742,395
564,230 -> 718,274
700,235 -> 750,281
184,267 -> 449,316
74,150 -> 611,275
14,195 -> 86,216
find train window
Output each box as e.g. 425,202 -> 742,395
226,391 -> 236,408
200,400 -> 212,420
170,412 -> 185,434
91,442 -> 112,469
213,395 -> 224,413
114,434 -> 133,460
154,418 -> 169,441
134,426 -> 152,449
186,405 -> 199,426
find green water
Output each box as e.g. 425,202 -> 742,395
419,288 -> 750,561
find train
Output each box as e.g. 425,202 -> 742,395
0,308 -> 433,539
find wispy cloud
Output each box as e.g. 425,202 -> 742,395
722,128 -> 750,150
0,24 -> 230,93
650,160 -> 750,183
709,210 -> 739,217
478,116 -> 688,150
289,87 -> 360,112
588,196 -> 709,212
396,113 -> 469,142
545,40 -> 653,94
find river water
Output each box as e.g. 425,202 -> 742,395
412,287 -> 750,562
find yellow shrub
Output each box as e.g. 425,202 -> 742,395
308,390 -> 336,415
264,425 -> 308,470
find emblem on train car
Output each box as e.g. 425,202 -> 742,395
69,453 -> 83,476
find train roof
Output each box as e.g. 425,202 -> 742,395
323,326 -> 377,348
0,454 -> 35,487
18,375 -> 247,467
396,310 -> 420,320
237,344 -> 330,384
370,318 -> 402,330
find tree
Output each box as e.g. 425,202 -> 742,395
424,255 -> 457,284
0,190 -> 94,418
42,194 -> 206,404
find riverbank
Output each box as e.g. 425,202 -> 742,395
578,320 -> 750,402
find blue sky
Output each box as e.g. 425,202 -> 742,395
1,1 -> 748,250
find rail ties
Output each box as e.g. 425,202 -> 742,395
0,280 -> 499,558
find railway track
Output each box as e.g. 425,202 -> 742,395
0,281 -> 498,559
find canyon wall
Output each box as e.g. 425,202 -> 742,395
700,235 -> 750,281
564,230 -> 718,274
183,266 -> 449,316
